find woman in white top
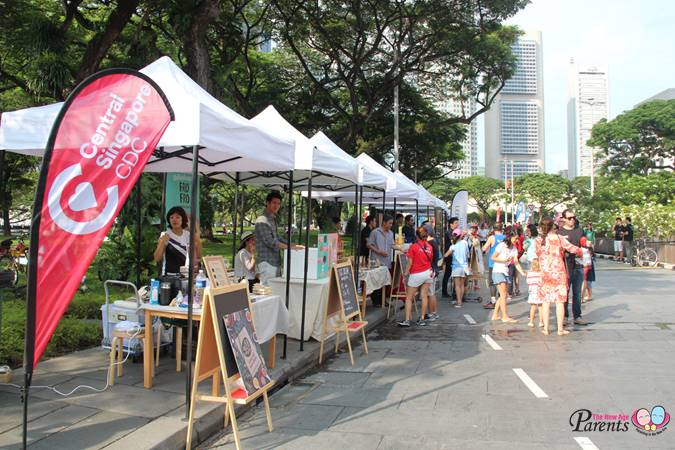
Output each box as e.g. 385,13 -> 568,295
491,230 -> 525,323
234,231 -> 259,292
153,206 -> 202,275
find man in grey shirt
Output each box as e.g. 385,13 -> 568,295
255,191 -> 302,285
368,214 -> 394,267
366,214 -> 394,306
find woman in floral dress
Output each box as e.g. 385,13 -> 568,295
535,216 -> 583,336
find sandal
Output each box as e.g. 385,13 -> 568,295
557,330 -> 570,336
501,318 -> 518,324
541,329 -> 549,336
528,322 -> 534,328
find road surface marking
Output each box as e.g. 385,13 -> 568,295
513,368 -> 548,398
574,437 -> 599,450
482,334 -> 502,350
464,314 -> 477,324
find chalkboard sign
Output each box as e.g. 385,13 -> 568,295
335,263 -> 359,317
398,253 -> 409,279
186,283 -> 276,450
210,285 -> 251,377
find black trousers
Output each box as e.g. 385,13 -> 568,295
442,262 -> 453,297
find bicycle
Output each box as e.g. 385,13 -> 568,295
631,238 -> 658,268
0,238 -> 28,287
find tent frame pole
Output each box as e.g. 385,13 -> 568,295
239,187 -> 246,245
357,186 -> 363,267
231,172 -> 240,265
353,185 -> 360,288
298,196 -> 304,244
283,171 -> 293,359
300,171 -> 313,349
185,145 -> 199,418
135,177 -> 142,288
415,200 -> 419,226
382,190 -> 386,217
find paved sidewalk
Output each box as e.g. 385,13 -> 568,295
0,306 -> 386,449
202,260 -> 675,450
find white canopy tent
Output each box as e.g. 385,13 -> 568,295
212,106 -> 387,191
0,56 -> 296,173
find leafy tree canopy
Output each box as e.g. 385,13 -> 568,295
588,99 -> 675,176
515,173 -> 571,213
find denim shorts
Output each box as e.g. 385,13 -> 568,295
492,272 -> 511,285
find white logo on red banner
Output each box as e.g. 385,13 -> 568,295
32,72 -> 172,366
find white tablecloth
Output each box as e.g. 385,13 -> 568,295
268,277 -> 338,341
359,266 -> 391,295
139,294 -> 288,343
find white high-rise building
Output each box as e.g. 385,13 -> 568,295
438,97 -> 478,179
484,30 -> 545,180
567,61 -> 609,179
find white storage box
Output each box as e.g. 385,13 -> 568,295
282,247 -> 329,280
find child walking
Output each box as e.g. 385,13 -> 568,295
527,259 -> 543,328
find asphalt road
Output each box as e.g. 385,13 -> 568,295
201,260 -> 675,450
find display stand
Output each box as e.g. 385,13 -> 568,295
388,253 -> 416,320
185,284 -> 275,450
318,262 -> 368,365
203,255 -> 234,287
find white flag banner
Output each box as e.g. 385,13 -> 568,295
451,190 -> 469,231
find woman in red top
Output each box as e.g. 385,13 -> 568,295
398,226 -> 433,328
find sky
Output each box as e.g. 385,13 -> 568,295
477,0 -> 675,173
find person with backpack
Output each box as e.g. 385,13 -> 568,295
398,226 -> 434,328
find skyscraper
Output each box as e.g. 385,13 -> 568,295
567,60 -> 609,179
438,97 -> 478,179
484,30 -> 545,180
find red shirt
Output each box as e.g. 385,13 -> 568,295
407,240 -> 433,274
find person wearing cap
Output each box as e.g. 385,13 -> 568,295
443,228 -> 469,307
234,231 -> 259,292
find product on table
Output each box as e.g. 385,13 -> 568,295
150,279 -> 160,305
195,270 -> 208,306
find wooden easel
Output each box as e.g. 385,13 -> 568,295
319,262 -> 368,365
203,255 -> 234,287
185,284 -> 275,450
387,252 -> 416,320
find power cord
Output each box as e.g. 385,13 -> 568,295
0,327 -> 142,396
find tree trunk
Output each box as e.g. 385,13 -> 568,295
74,0 -> 140,85
1,209 -> 9,236
182,0 -> 221,94
0,150 -> 9,236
